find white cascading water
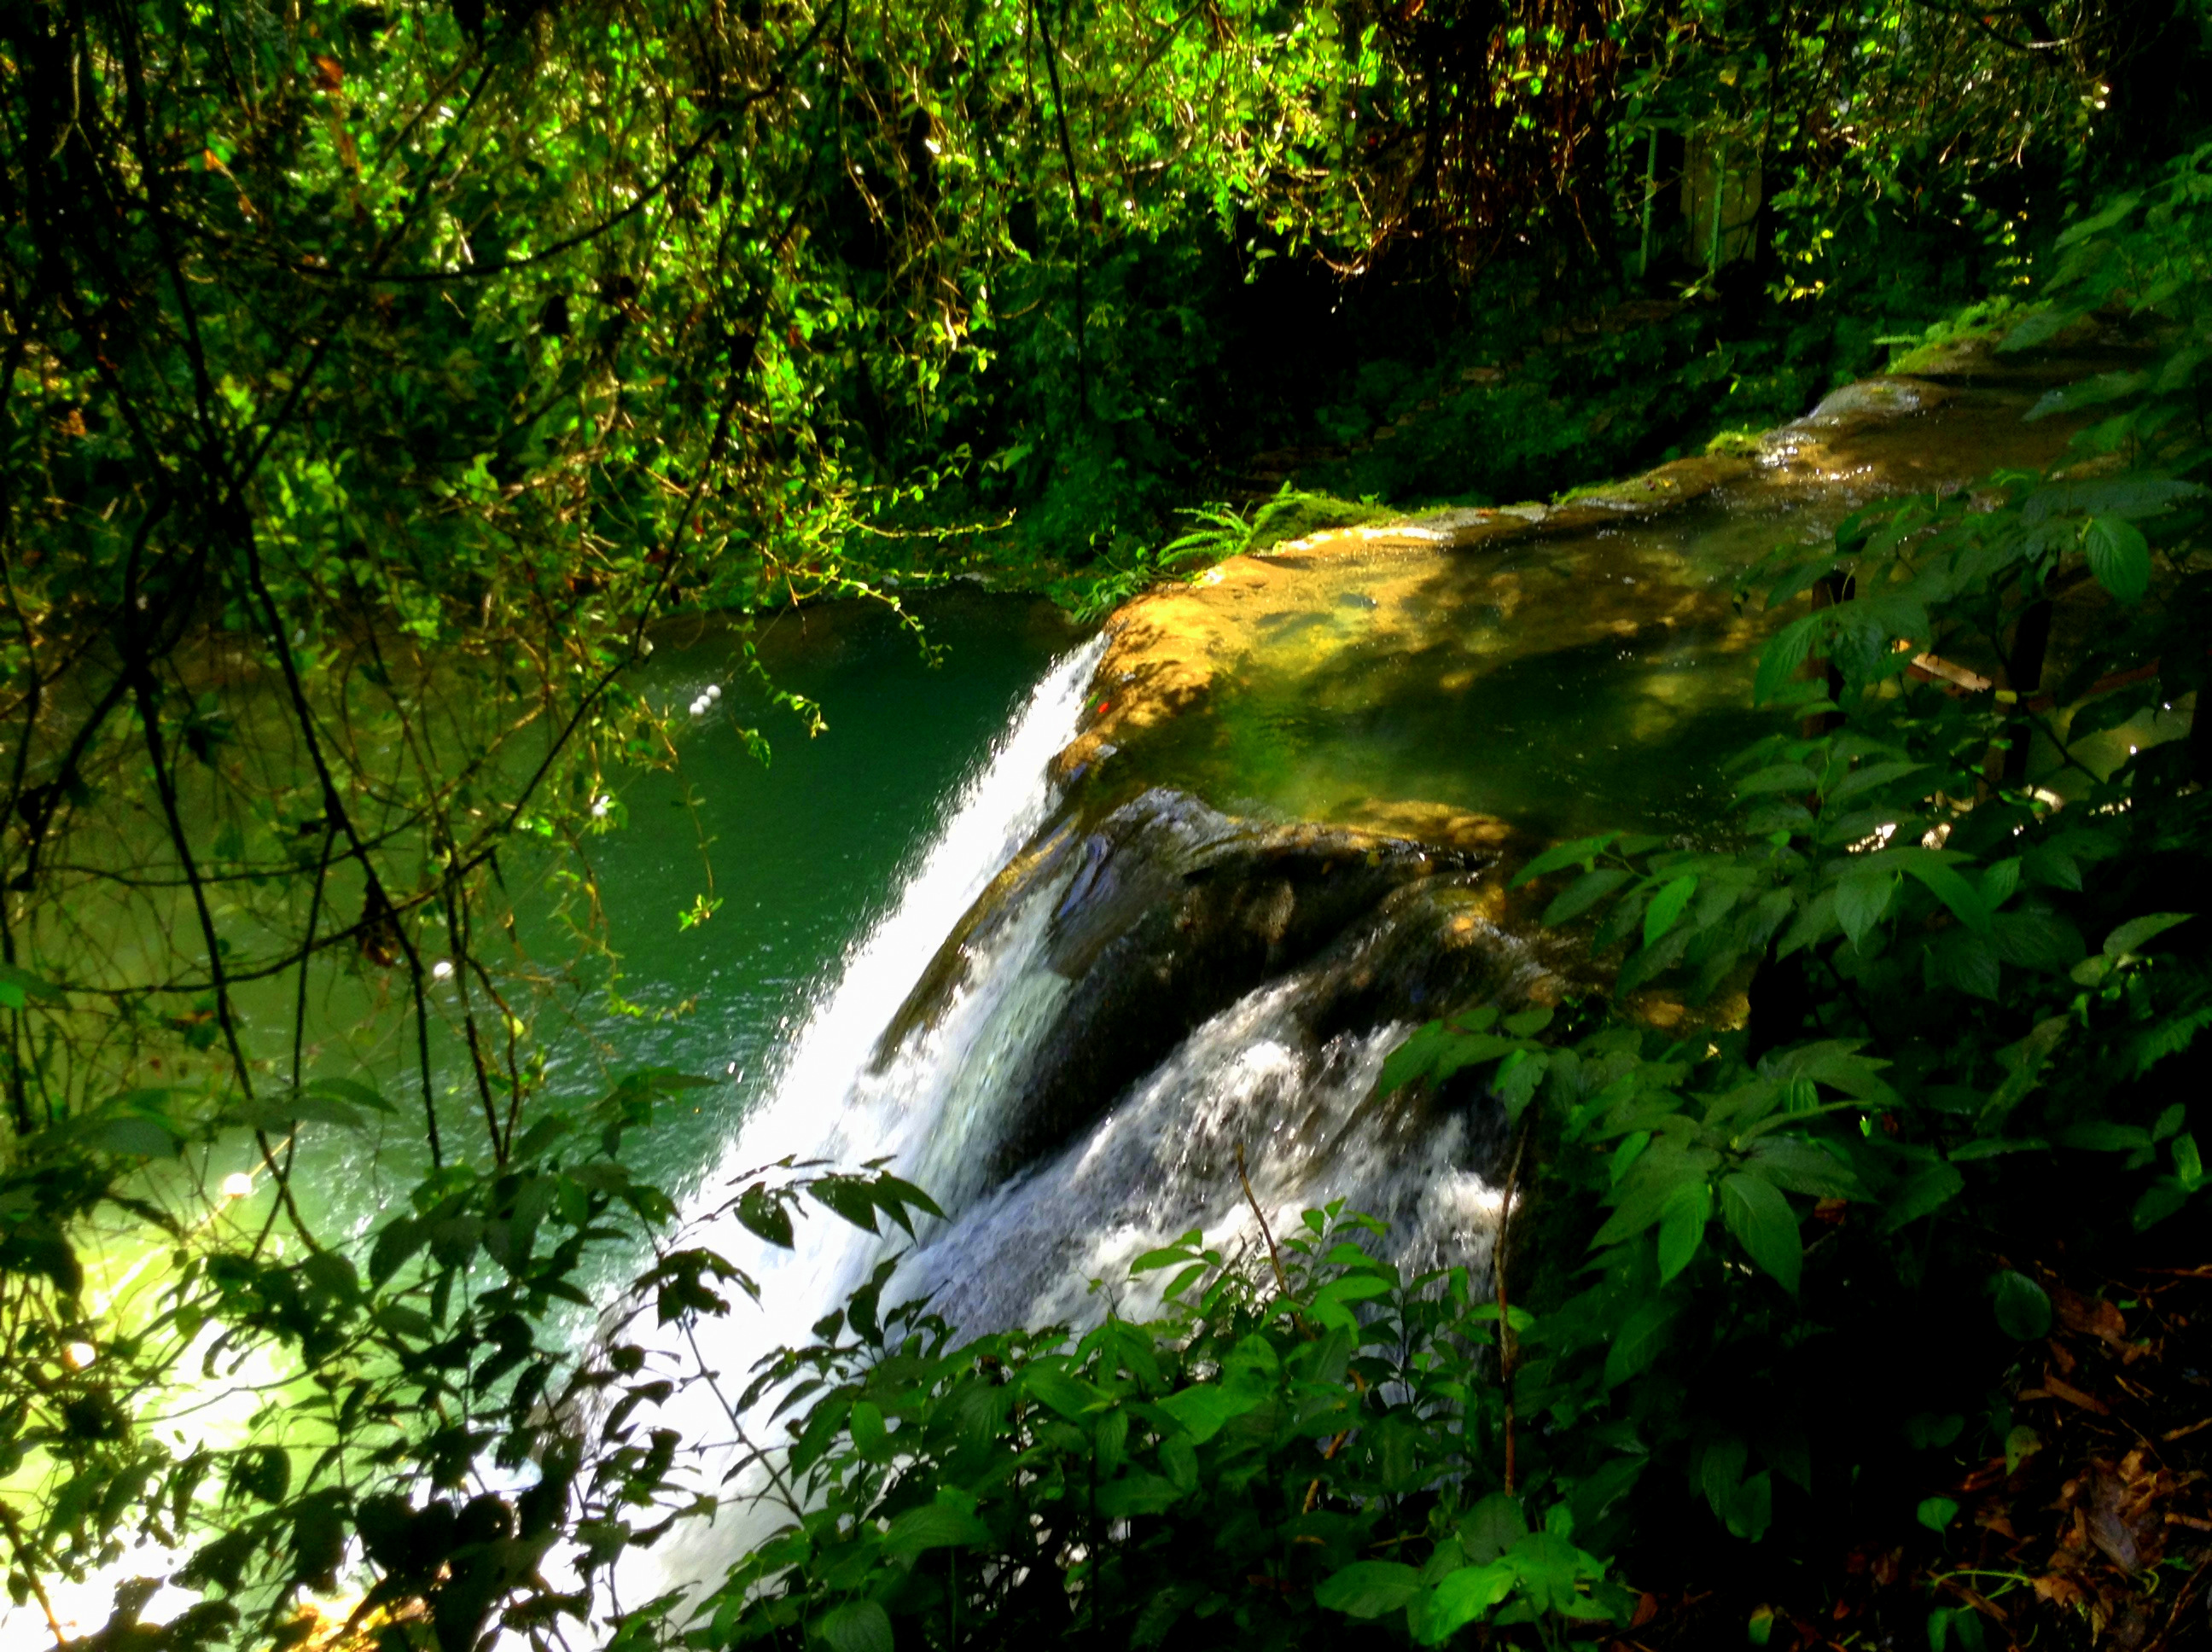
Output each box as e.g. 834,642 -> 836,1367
626,631 -> 1514,1612
899,978 -> 1504,1333
624,637 -> 1103,1598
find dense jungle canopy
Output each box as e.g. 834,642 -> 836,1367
3,0 -> 2212,1646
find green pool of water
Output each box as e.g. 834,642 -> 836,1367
210,592 -> 1080,1241
555,594 -> 1080,1196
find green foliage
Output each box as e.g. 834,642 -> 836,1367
0,1058 -> 940,1647
695,1207 -> 1633,1651
1042,486 -> 1400,620
1361,143 -> 2212,1619
4,0 -> 2209,1640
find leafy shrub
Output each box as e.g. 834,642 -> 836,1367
1373,137 -> 2212,1622
693,1207 -> 1633,1652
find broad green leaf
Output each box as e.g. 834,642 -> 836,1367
1754,611 -> 1830,707
369,1217 -> 428,1286
1897,852 -> 1990,933
2135,1009 -> 2212,1074
849,1402 -> 890,1461
1883,1159 -> 1965,1229
2104,911 -> 2192,958
1603,1297 -> 1679,1388
2057,1121 -> 2151,1152
813,1601 -> 893,1652
1310,1272 -> 1393,1331
1988,909 -> 2084,974
1608,1131 -> 1650,1185
2133,1179 -> 2192,1230
1504,1530 -> 1587,1612
735,1190 -> 795,1248
1977,858 -> 2021,911
1592,1147 -> 1720,1246
1095,1472 -> 1185,1520
1720,1173 -> 1802,1293
1419,1562 -> 1517,1643
1722,1470 -> 1773,1542
1568,1453 -> 1648,1532
808,1177 -> 883,1233
1835,869 -> 1895,950
1988,1271 -> 2052,1340
1926,929 -> 2001,999
87,1116 -> 183,1158
1742,1139 -> 1861,1199
2055,190 -> 2139,246
2081,516 -> 2151,603
1130,1231 -> 1203,1272
1999,307 -> 2072,353
1375,1024 -> 1447,1097
1316,1560 -> 1424,1619
1986,1016 -> 2069,1120
1825,760 -> 1927,804
1643,875 -> 1698,947
1022,1365 -> 1109,1419
1132,1583 -> 1202,1649
879,1502 -> 992,1565
305,1075 -> 394,1113
1903,1412 -> 1965,1449
1156,1382 -> 1264,1443
1656,1178 -> 1712,1284
2025,374 -> 2150,424
1502,1004 -> 1553,1038
1916,1497 -> 1959,1534
2023,472 -> 2198,517
1735,764 -> 1817,798
1617,922 -> 1693,994
0,963 -> 67,1004
1457,1492 -> 1528,1564
1511,834 -> 1620,888
1377,1023 -> 1516,1096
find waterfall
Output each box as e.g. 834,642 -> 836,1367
898,975 -> 1505,1334
623,637 -> 1104,1598
626,632 -> 1527,1612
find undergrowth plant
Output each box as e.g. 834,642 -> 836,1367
690,1207 -> 1630,1652
1371,141 -> 2212,1639
1047,486 -> 1397,620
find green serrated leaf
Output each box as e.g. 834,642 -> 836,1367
1316,1560 -> 1424,1619
813,1600 -> 893,1652
880,1502 -> 992,1566
1511,834 -> 1621,889
1835,869 -> 1895,950
1720,1172 -> 1802,1293
2104,912 -> 2192,958
2081,516 -> 2151,603
1644,875 -> 1699,947
1544,867 -> 1631,925
1603,1297 -> 1679,1388
1656,1178 -> 1712,1284
1883,1159 -> 1965,1229
1988,1271 -> 2052,1341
